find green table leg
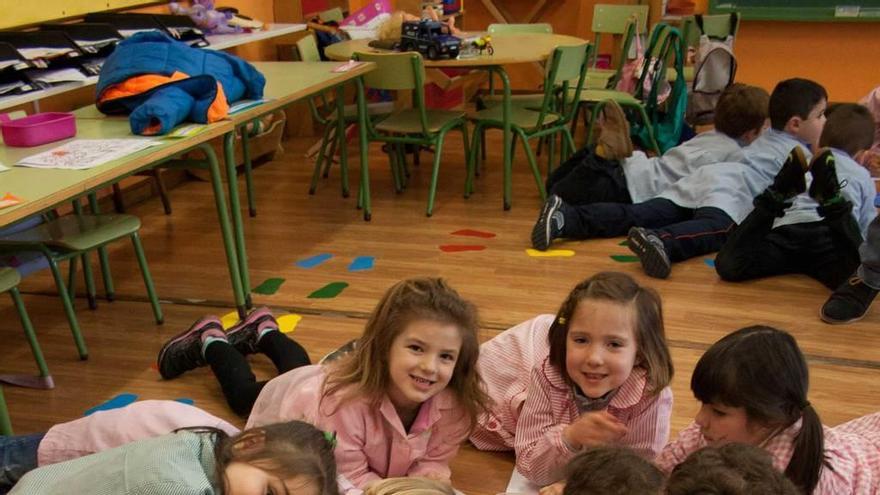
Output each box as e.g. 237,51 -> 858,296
355,77 -> 371,221
241,124 -> 257,217
497,67 -> 513,211
0,386 -> 11,435
203,142 -> 248,318
336,84 -> 351,199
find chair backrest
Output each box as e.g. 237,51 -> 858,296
319,7 -> 345,23
537,42 -> 591,127
296,34 -> 321,62
590,4 -> 649,67
354,51 -> 432,134
487,23 -> 553,34
681,12 -> 740,49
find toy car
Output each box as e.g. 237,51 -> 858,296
399,20 -> 461,60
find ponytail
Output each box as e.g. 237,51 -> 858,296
785,404 -> 826,494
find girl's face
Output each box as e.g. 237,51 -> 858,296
565,299 -> 638,399
386,318 -> 462,417
225,461 -> 318,495
695,402 -> 775,447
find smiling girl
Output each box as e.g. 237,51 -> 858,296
470,272 -> 674,486
656,325 -> 880,494
245,277 -> 489,489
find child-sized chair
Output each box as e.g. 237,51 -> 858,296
0,210 -> 163,360
353,51 -> 470,217
467,43 -> 592,207
0,267 -> 53,390
587,4 -> 649,90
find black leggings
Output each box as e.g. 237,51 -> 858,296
205,331 -> 310,417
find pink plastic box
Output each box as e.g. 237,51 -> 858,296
0,112 -> 76,147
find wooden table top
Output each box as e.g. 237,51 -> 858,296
0,118 -> 232,225
324,33 -> 587,67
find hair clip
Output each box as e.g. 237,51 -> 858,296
323,430 -> 338,449
558,316 -> 567,325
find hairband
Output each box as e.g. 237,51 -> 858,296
323,430 -> 338,449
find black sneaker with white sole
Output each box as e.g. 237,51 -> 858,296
820,276 -> 878,324
627,227 -> 672,279
531,195 -> 564,251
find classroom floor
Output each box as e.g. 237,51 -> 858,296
3,131 -> 879,494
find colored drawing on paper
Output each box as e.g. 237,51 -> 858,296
439,245 -> 486,252
277,314 -> 303,334
84,393 -> 138,416
525,248 -> 575,257
450,229 -> 496,238
296,253 -> 333,269
348,256 -> 375,271
308,282 -> 349,299
253,277 -> 285,295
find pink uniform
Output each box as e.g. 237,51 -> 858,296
657,412 -> 880,494
470,315 -> 673,485
37,400 -> 239,466
246,364 -> 470,488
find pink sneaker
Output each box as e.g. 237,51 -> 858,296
157,316 -> 223,379
226,307 -> 278,355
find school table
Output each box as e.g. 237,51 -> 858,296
324,33 -> 586,209
0,118 -> 250,317
73,61 -> 377,310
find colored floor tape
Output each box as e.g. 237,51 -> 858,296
450,229 -> 496,238
439,245 -> 486,252
610,254 -> 640,263
296,253 -> 333,269
525,248 -> 575,257
704,258 -> 716,268
84,393 -> 138,416
220,311 -> 239,330
348,256 -> 375,272
174,398 -> 195,405
308,282 -> 349,299
277,314 -> 303,333
253,277 -> 285,295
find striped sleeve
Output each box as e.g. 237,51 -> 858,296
616,386 -> 673,459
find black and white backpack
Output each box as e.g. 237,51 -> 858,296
686,13 -> 739,126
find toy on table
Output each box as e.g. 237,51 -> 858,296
399,20 -> 460,59
472,35 -> 493,55
169,0 -> 242,35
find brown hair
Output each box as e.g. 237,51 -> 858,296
323,277 -> 489,428
667,443 -> 801,495
547,272 -> 672,396
713,83 -> 770,139
562,446 -> 664,495
365,477 -> 455,495
213,420 -> 339,495
819,102 -> 875,157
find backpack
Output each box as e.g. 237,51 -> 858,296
686,13 -> 738,126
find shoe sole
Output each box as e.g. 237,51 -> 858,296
627,228 -> 671,279
531,196 -> 561,251
157,316 -> 220,379
819,307 -> 866,325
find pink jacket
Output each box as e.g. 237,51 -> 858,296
656,412 -> 880,494
470,315 -> 673,486
246,364 -> 470,487
37,400 -> 239,466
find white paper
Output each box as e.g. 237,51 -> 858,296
17,139 -> 158,170
27,67 -> 88,84
505,469 -> 540,495
0,162 -> 9,172
16,47 -> 74,60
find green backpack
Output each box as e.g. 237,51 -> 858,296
632,24 -> 687,153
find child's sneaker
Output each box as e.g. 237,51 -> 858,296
769,146 -> 809,200
531,195 -> 565,251
157,316 -> 223,379
226,307 -> 278,356
319,339 -> 358,364
808,148 -> 845,205
595,100 -> 633,161
820,276 -> 878,324
627,227 -> 672,279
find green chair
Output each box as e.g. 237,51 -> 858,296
0,213 -> 163,360
0,385 -> 11,435
467,43 -> 592,205
319,7 -> 345,23
354,51 -> 470,217
587,4 -> 649,90
487,23 -> 553,34
297,35 -> 392,197
0,267 -> 52,391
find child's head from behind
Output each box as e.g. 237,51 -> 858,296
217,420 -> 338,495
562,446 -> 663,495
691,326 -> 824,493
666,443 -> 800,495
713,83 -> 770,144
819,103 -> 875,157
365,477 -> 455,495
548,272 -> 673,399
768,78 -> 827,147
327,277 -> 488,423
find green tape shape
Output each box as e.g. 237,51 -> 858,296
253,277 -> 285,295
610,254 -> 640,263
308,282 -> 349,299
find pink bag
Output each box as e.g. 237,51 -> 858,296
615,15 -> 644,94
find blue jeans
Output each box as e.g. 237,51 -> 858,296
0,433 -> 44,494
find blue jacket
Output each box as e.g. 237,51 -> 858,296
96,32 -> 265,135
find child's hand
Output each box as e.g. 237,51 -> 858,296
539,481 -> 566,495
562,411 -> 628,450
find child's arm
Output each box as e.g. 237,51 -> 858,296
653,421 -> 703,473
330,415 -> 384,488
614,386 -> 673,458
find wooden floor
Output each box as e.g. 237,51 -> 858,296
3,131 -> 879,494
